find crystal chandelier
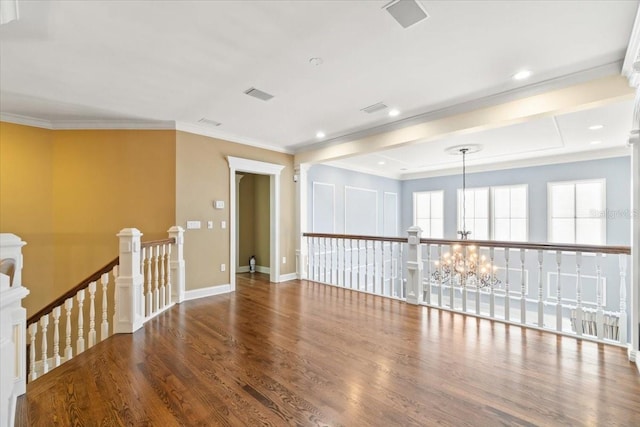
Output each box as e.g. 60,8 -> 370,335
431,146 -> 500,289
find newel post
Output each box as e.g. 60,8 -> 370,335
406,226 -> 423,305
113,228 -> 145,334
0,233 -> 30,427
168,226 -> 185,304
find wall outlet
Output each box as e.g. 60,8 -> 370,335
282,257 -> 286,264
207,221 -> 213,229
220,264 -> 226,272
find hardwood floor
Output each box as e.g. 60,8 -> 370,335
16,273 -> 640,426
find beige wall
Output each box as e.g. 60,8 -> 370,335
0,123 -> 176,315
176,131 -> 296,290
237,173 -> 270,268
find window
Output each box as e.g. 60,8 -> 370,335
548,179 -> 605,245
492,185 -> 528,241
457,187 -> 489,240
413,191 -> 443,238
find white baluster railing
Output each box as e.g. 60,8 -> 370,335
302,230 -> 631,347
23,226 -> 185,384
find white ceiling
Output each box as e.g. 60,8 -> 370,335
328,98 -> 635,179
0,1 -> 638,160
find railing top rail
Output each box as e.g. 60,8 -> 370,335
418,237 -> 631,255
141,237 -> 176,249
27,256 -> 119,326
302,232 -> 630,255
303,232 -> 406,243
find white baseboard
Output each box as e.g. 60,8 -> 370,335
184,284 -> 231,301
278,272 -> 298,282
238,265 -> 270,274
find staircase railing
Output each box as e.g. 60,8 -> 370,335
302,228 -> 632,347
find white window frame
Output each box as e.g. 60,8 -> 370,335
491,184 -> 529,242
413,191 -> 444,238
547,179 -> 606,245
457,187 -> 490,240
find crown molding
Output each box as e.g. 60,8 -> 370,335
623,6 -> 640,88
0,113 -> 52,129
400,146 -> 631,181
50,119 -> 174,130
323,161 -> 402,181
176,121 -> 292,154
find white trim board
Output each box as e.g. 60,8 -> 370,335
184,284 -> 232,301
278,273 -> 298,282
312,181 -> 336,233
344,186 -> 378,235
228,156 -> 285,291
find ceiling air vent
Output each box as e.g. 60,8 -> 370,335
198,118 -> 221,127
361,102 -> 388,114
384,0 -> 429,29
244,87 -> 274,101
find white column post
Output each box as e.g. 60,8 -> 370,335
168,226 -> 186,304
406,226 -> 423,305
295,164 -> 310,280
113,228 -> 145,334
622,7 -> 639,369
0,233 -> 30,427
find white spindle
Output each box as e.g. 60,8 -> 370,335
366,240 -> 370,293
461,246 -> 468,313
475,246 -> 482,315
537,250 -> 544,328
88,281 -> 97,347
77,289 -> 85,354
166,243 -> 172,305
399,242 -> 404,299
101,272 -> 109,341
357,240 -> 361,290
425,245 -> 431,304
595,253 -> 604,340
160,244 -> 166,308
40,314 -> 49,374
504,249 -> 510,321
575,252 -> 583,337
438,245 -> 443,307
556,251 -> 563,332
449,245 -> 454,310
28,322 -> 37,381
619,254 -> 628,344
142,247 -> 150,316
520,249 -> 526,325
489,247 -> 495,318
64,298 -> 73,360
154,245 -> 160,313
52,306 -> 61,368
112,265 -> 119,328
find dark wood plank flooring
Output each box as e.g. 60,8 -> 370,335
16,273 -> 640,426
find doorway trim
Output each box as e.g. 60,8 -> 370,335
227,156 -> 284,291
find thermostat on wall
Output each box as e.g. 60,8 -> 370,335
214,200 -> 225,209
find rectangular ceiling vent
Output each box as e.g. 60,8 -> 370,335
384,0 -> 429,29
198,118 -> 221,127
361,102 -> 388,114
244,87 -> 274,101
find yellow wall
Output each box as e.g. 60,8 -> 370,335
0,122 -> 54,314
176,131 -> 295,290
51,129 -> 176,301
0,123 -> 176,315
237,173 -> 270,268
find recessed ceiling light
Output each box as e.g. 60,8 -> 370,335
316,131 -> 325,139
588,124 -> 604,130
378,161 -> 386,165
309,57 -> 323,66
512,70 -> 532,81
590,140 -> 602,145
400,168 -> 408,171
388,109 -> 400,117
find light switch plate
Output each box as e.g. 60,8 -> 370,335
207,221 -> 213,229
221,221 -> 226,229
186,220 -> 201,230
214,200 -> 225,209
